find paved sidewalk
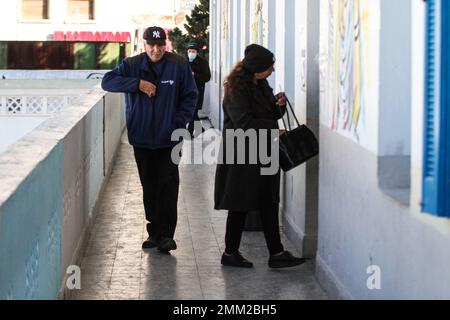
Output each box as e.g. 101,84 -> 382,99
71,131 -> 328,300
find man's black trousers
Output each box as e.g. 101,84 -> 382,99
133,146 -> 179,240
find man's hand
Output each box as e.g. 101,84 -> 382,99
275,92 -> 286,106
139,80 -> 157,97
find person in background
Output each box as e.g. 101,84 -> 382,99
186,41 -> 211,138
214,44 -> 306,269
101,26 -> 198,253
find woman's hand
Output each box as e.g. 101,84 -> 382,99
275,92 -> 286,106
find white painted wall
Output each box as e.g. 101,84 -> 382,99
274,0 -> 285,92
206,0 -> 223,129
241,0 -> 250,49
378,0 -> 412,157
232,0 -> 239,64
281,0 -> 320,258
283,0 -> 307,254
294,0 -> 307,121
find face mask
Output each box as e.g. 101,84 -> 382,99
188,52 -> 197,62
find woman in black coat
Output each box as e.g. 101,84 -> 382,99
214,44 -> 305,269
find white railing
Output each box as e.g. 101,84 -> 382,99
0,95 -> 81,116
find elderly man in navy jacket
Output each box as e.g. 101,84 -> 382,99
102,26 -> 198,253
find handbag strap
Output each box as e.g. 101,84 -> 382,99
280,95 -> 301,131
281,104 -> 291,130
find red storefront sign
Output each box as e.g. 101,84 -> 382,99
54,31 -> 131,42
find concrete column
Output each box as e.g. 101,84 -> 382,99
304,0 -> 320,257
281,0 -> 320,258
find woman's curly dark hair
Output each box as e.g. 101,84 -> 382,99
224,62 -> 254,97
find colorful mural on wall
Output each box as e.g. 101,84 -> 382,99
221,0 -> 230,41
250,0 -> 266,46
324,0 -> 379,149
220,0 -> 231,76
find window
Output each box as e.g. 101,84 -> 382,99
422,0 -> 450,217
67,0 -> 94,20
21,0 -> 49,20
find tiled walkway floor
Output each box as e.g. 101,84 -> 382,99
71,131 -> 328,300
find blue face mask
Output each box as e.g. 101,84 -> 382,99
188,52 -> 197,62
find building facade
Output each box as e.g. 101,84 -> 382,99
0,0 -> 197,42
208,0 -> 450,299
0,0 -> 199,69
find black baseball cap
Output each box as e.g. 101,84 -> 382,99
143,26 -> 167,45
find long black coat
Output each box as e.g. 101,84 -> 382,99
214,79 -> 285,212
189,55 -> 211,109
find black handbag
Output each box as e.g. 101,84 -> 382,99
278,96 -> 319,172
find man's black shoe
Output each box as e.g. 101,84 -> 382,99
268,251 -> 306,269
157,237 -> 177,252
221,252 -> 254,268
142,236 -> 158,249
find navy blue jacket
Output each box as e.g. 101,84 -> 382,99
101,52 -> 198,149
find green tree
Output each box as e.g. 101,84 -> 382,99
168,0 -> 210,59
168,27 -> 189,55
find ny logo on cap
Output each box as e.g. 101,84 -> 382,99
153,31 -> 161,38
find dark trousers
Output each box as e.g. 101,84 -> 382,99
187,107 -> 200,135
133,146 -> 179,239
188,85 -> 205,135
225,204 -> 284,256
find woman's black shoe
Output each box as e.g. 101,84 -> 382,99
221,252 -> 254,268
268,251 -> 306,268
142,236 -> 158,249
